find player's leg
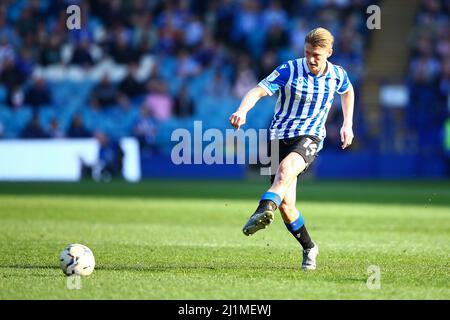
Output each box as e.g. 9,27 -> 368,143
268,152 -> 307,199
242,152 -> 307,236
279,177 -> 319,270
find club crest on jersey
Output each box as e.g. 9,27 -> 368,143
267,70 -> 280,82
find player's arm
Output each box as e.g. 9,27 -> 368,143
340,82 -> 355,149
229,63 -> 290,130
229,86 -> 267,130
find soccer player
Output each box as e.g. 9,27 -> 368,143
229,27 -> 355,270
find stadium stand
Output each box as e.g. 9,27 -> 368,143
0,0 -> 448,177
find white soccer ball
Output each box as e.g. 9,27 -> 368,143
59,244 -> 95,276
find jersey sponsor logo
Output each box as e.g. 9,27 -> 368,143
267,70 -> 280,82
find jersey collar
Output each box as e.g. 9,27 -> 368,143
303,58 -> 330,78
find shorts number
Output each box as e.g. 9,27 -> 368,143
303,138 -> 317,156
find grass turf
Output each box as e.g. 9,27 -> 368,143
0,180 -> 449,299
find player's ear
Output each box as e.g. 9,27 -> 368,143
327,48 -> 333,58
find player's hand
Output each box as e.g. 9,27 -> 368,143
229,111 -> 247,130
340,125 -> 354,149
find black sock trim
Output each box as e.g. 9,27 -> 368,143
290,225 -> 314,250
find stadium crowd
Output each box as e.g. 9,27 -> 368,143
408,0 -> 449,158
0,0 -> 371,154
1,0 -> 448,173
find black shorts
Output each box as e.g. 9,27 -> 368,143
269,135 -> 321,184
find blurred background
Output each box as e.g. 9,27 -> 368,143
0,0 -> 448,181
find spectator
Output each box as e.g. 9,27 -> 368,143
289,19 -> 308,54
258,50 -> 278,80
410,53 -> 441,85
193,32 -> 217,67
133,105 -> 159,154
133,13 -> 158,58
39,35 -> 63,66
264,24 -> 289,51
82,96 -> 104,132
176,48 -> 201,78
213,0 -> 237,45
232,0 -> 262,45
147,63 -> 165,86
204,70 -> 231,99
7,85 -> 25,109
21,114 -> 49,139
15,48 -> 34,78
174,84 -> 195,118
25,77 -> 51,110
0,35 -> 15,72
16,4 -> 38,37
109,27 -> 138,64
49,118 -> 64,138
97,0 -> 128,28
67,114 -> 91,138
144,79 -> 174,122
156,22 -> 181,54
233,67 -> 258,98
440,57 -> 450,96
92,73 -> 117,108
436,32 -> 450,60
94,132 -> 124,181
0,57 -> 26,90
70,38 -> 95,67
232,56 -> 258,99
333,27 -> 364,81
262,1 -> 288,31
184,15 -> 204,48
118,62 -> 146,98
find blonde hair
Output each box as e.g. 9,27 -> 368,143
305,27 -> 334,49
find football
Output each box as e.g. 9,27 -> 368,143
59,244 -> 95,276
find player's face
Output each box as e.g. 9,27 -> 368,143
304,43 -> 332,75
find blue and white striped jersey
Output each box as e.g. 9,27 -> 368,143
258,58 -> 351,146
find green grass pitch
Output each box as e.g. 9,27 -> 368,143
0,179 -> 449,299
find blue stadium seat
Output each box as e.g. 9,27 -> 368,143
104,105 -> 140,139
81,108 -> 107,133
50,81 -> 73,106
38,105 -> 57,126
159,57 -> 177,80
8,106 -> 32,137
0,105 -> 10,120
0,86 -> 7,104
